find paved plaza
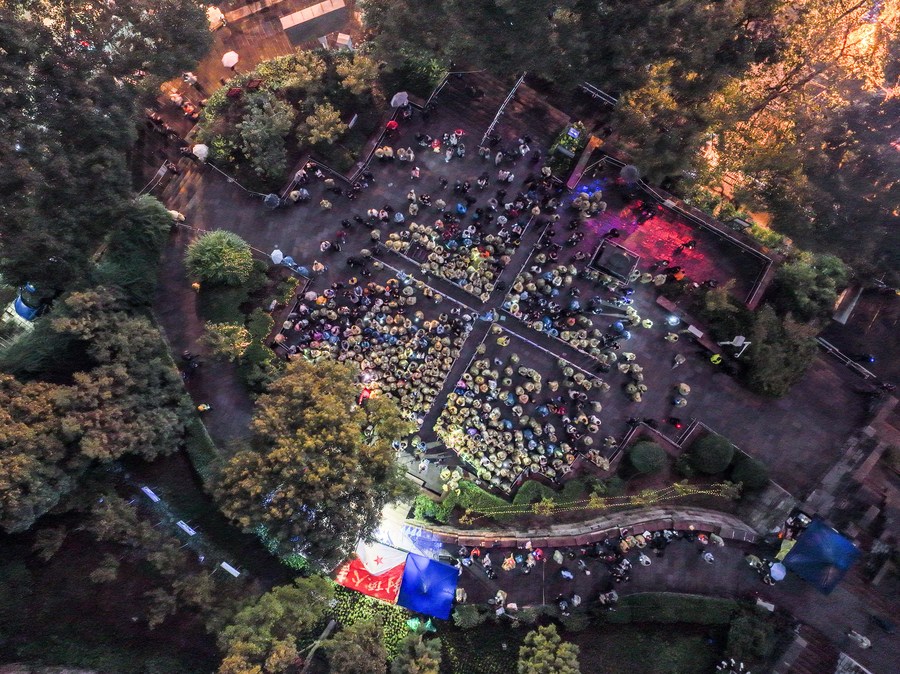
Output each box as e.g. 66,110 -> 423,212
154,71 -> 868,499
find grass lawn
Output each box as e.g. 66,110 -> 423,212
572,623 -> 727,674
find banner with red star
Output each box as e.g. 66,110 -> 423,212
335,540 -> 408,604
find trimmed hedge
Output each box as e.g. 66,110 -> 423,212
627,441 -> 667,475
731,455 -> 769,490
601,593 -> 738,625
690,434 -> 735,475
183,418 -> 222,488
416,478 -> 600,524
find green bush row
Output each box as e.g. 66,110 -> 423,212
600,593 -> 738,625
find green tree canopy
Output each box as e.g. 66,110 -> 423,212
769,252 -> 849,322
254,48 -> 326,93
336,54 -> 381,96
238,91 -> 296,179
326,618 -> 387,674
0,374 -> 80,533
627,441 -> 667,475
94,195 -> 172,306
203,323 -> 253,362
300,100 -> 348,146
517,624 -> 580,674
0,4 -> 211,290
186,230 -> 254,286
214,359 -> 414,565
217,576 -> 335,673
0,287 -> 192,532
744,304 -> 819,397
391,634 -> 442,674
690,434 -> 736,475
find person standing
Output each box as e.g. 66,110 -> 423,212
846,630 -> 871,649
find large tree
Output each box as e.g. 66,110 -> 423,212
744,305 -> 820,397
517,624 -> 580,674
0,287 -> 192,532
0,375 -> 80,532
238,91 -> 296,179
217,576 -> 335,673
0,3 -> 211,290
214,360 -> 413,565
326,619 -> 387,674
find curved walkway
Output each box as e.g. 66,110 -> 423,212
413,505 -> 759,548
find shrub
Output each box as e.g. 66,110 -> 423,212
452,605 -> 489,630
247,308 -> 275,341
300,100 -> 348,146
675,454 -> 695,478
202,322 -> 252,361
602,476 -> 627,496
185,230 -> 253,286
627,441 -> 667,475
273,275 -> 300,305
726,608 -> 777,662
690,434 -> 735,475
412,494 -> 455,523
730,456 -> 769,490
240,341 -> 281,392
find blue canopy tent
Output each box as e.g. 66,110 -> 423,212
782,518 -> 860,595
397,553 -> 458,619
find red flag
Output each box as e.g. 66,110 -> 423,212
335,541 -> 408,603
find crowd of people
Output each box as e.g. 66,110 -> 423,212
374,131 -> 564,300
453,527 -> 732,615
275,274 -> 472,422
271,111 -> 700,489
433,331 -> 612,491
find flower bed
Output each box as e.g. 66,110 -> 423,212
332,586 -> 412,659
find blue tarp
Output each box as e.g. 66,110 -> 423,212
397,553 -> 458,619
783,518 -> 860,595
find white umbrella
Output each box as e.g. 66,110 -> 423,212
270,248 -> 284,265
191,144 -> 209,162
390,91 -> 409,108
221,51 -> 239,69
770,562 -> 786,581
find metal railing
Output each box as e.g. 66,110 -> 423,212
816,338 -> 877,380
579,81 -> 618,106
480,71 -> 527,148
